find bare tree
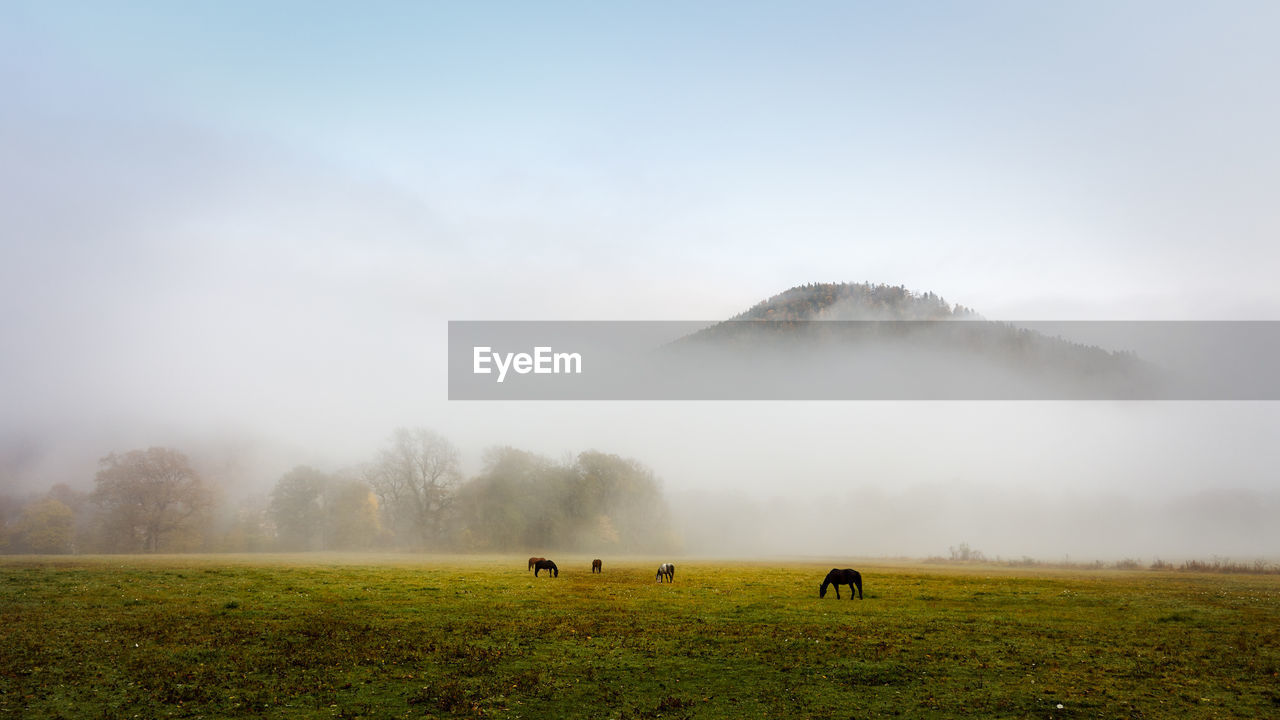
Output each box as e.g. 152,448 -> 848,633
92,448 -> 212,552
369,428 -> 460,548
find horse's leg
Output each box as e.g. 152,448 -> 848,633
835,585 -> 840,599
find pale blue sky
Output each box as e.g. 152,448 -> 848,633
2,3 -> 1279,556
7,1 -> 1278,321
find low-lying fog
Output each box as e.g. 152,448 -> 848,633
4,399 -> 1278,562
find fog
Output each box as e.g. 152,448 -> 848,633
6,399 -> 1278,561
3,4 -> 1279,561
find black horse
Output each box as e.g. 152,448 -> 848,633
533,559 -> 558,577
819,568 -> 863,599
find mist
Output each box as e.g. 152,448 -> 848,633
3,4 -> 1279,561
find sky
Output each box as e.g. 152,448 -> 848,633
2,2 -> 1278,558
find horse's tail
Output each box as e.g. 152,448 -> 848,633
852,571 -> 863,599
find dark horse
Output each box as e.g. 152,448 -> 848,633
655,563 -> 675,583
591,559 -> 602,573
819,568 -> 863,599
528,556 -> 545,571
534,559 -> 558,577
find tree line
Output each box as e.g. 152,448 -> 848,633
0,428 -> 678,555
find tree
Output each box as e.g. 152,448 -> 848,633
452,447 -> 677,553
219,493 -> 274,553
14,498 -> 75,553
269,466 -> 382,551
91,448 -> 213,552
0,493 -> 22,552
45,483 -> 91,551
369,428 -> 460,548
324,478 -> 380,550
573,451 -> 675,551
269,466 -> 329,551
454,447 -> 557,550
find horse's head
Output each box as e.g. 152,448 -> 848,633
819,582 -> 828,598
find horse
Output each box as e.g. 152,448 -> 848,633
533,559 -> 558,577
591,559 -> 602,573
819,568 -> 863,599
528,556 -> 545,571
655,563 -> 675,583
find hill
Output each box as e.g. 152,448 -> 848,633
666,282 -> 1158,399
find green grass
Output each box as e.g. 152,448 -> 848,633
2,555 -> 1278,718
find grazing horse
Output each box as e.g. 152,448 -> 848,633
528,557 -> 545,571
533,559 -> 558,577
655,563 -> 675,583
819,568 -> 863,599
591,559 -> 602,573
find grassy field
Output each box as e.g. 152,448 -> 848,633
2,555 -> 1278,719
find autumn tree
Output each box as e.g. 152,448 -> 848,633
12,498 -> 75,553
452,447 -> 676,553
571,450 -> 674,551
219,493 -> 274,552
269,466 -> 329,550
453,447 -> 558,550
269,466 -> 381,551
369,428 -> 460,548
91,448 -> 213,552
324,477 -> 380,550
0,493 -> 21,552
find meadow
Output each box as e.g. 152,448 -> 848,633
2,554 -> 1277,719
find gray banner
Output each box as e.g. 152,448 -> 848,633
448,321 -> 1280,400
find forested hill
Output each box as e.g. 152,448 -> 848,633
732,282 -> 979,321
669,282 -> 1158,399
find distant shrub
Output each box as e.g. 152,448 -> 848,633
948,543 -> 987,562
1180,558 -> 1280,575
920,552 -> 1280,574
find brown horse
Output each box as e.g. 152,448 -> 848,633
819,568 -> 863,599
533,559 -> 558,577
528,557 -> 545,571
591,559 -> 602,573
